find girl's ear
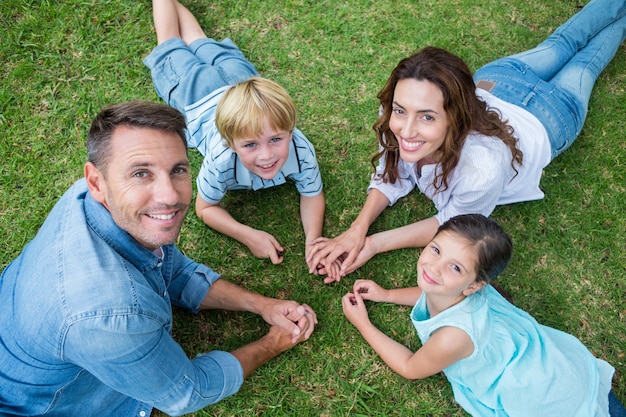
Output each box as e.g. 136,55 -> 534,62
462,280 -> 486,296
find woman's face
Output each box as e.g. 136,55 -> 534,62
389,78 -> 449,163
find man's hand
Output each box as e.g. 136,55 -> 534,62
260,300 -> 318,343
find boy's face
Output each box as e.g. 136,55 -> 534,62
231,120 -> 292,180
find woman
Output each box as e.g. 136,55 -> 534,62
309,0 -> 626,283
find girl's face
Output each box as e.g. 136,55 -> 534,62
389,78 -> 449,164
417,231 -> 483,299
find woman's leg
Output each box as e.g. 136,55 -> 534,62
507,0 -> 626,81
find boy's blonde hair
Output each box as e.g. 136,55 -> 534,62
216,77 -> 297,147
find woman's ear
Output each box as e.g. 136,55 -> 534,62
463,280 -> 486,296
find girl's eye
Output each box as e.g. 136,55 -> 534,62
451,264 -> 461,273
431,245 -> 440,255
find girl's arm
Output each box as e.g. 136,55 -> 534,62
342,292 -> 473,380
195,197 -> 285,264
352,279 -> 422,306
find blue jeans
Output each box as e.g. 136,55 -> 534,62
610,391 -> 626,417
143,37 -> 259,112
474,0 -> 626,160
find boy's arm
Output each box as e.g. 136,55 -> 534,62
300,192 -> 325,258
195,197 -> 285,264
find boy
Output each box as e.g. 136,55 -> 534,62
144,0 -> 325,267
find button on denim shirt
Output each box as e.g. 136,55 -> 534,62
0,179 -> 243,416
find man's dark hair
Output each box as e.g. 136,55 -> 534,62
87,100 -> 187,173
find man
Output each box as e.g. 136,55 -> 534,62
0,101 -> 317,416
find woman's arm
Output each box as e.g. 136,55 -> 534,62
307,189 -> 390,279
341,216 -> 440,276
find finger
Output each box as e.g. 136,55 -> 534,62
268,249 -> 284,265
301,304 -> 318,324
339,248 -> 360,274
273,312 -> 301,337
323,275 -> 339,284
285,304 -> 306,322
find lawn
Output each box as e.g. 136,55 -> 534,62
0,1 -> 624,416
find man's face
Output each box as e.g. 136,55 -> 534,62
85,125 -> 192,251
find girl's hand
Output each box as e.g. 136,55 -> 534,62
341,292 -> 370,327
352,279 -> 388,303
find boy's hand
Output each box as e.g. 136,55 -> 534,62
246,229 -> 285,264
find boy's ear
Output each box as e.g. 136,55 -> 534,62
463,280 -> 486,296
84,162 -> 106,204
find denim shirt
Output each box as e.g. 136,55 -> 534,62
0,179 -> 243,416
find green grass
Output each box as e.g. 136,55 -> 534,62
1,1 -> 624,416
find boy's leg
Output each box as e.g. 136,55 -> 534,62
152,0 -> 207,45
152,0 -> 182,44
173,0 -> 208,45
506,0 -> 626,81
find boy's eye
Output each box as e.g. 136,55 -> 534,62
243,142 -> 257,148
270,137 -> 281,143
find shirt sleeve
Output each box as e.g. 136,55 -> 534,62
196,156 -> 228,204
289,128 -> 323,196
63,313 -> 244,416
166,245 -> 220,314
367,151 -> 418,206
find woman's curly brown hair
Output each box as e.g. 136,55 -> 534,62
371,47 -> 523,193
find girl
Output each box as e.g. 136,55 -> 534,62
341,214 -> 624,417
309,0 -> 626,282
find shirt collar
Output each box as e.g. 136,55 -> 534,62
83,185 -> 165,272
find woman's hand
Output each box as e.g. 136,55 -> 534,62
307,225 -> 369,281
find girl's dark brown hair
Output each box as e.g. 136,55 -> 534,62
437,214 -> 512,284
371,47 -> 523,192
